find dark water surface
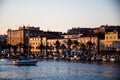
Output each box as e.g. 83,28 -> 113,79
0,59 -> 120,80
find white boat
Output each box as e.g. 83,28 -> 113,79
102,58 -> 106,61
12,59 -> 37,66
0,58 -> 8,61
110,58 -> 115,62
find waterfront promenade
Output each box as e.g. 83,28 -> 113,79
0,59 -> 120,80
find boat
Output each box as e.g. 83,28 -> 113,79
12,59 -> 37,66
110,57 -> 115,61
12,26 -> 38,66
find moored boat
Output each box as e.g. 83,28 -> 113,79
12,59 -> 37,66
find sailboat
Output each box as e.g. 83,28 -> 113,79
12,26 -> 38,66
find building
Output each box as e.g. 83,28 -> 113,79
78,35 -> 98,51
61,33 -> 78,39
7,26 -> 42,53
29,36 -> 47,55
100,31 -> 120,51
0,34 -> 7,52
67,27 -> 93,34
29,35 -> 77,56
94,25 -> 120,34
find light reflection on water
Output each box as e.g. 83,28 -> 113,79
0,60 -> 120,80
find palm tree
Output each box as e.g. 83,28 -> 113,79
60,44 -> 66,58
12,45 -> 18,56
80,43 -> 86,60
86,41 -> 94,59
23,44 -> 27,53
86,41 -> 94,50
0,43 -> 8,57
7,44 -> 13,56
55,40 -> 60,57
38,43 -> 44,56
66,39 -> 72,57
44,44 -> 49,57
73,40 -> 79,56
50,45 -> 54,56
17,42 -> 23,54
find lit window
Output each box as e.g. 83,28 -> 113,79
106,36 -> 108,40
110,36 -> 112,39
114,36 -> 116,40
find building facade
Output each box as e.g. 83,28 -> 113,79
100,31 -> 120,51
29,36 -> 77,55
29,36 -> 47,55
7,26 -> 42,53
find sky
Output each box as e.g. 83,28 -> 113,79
0,0 -> 120,34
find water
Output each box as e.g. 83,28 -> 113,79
0,59 -> 120,80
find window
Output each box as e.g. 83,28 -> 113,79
106,36 -> 108,40
110,36 -> 112,39
114,36 -> 116,40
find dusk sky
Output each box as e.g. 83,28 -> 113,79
0,0 -> 120,34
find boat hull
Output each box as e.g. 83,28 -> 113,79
12,60 -> 37,66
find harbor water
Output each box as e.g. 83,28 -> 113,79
0,59 -> 120,80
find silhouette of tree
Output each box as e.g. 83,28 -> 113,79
55,40 -> 60,56
12,45 -> 18,56
17,42 -> 23,54
38,44 -> 44,56
50,45 -> 54,56
80,43 -> 86,59
86,41 -> 94,49
7,44 -> 13,56
66,39 -> 72,57
73,40 -> 79,55
60,44 -> 66,58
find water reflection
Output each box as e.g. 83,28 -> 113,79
0,60 -> 120,80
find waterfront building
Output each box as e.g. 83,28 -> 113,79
7,26 -> 42,53
77,35 -> 98,52
67,27 -> 93,34
29,36 -> 47,55
0,34 -> 7,53
100,31 -> 120,51
29,35 -> 77,56
61,33 -> 82,39
94,25 -> 120,34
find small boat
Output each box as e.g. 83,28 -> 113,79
12,59 -> 37,66
0,58 -> 8,61
102,58 -> 106,61
110,58 -> 115,62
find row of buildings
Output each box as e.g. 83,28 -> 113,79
3,25 -> 120,56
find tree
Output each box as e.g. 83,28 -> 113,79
7,44 -> 13,56
73,40 -> 79,55
49,45 -> 54,56
86,41 -> 94,58
0,43 -> 8,57
86,41 -> 94,49
23,44 -> 27,53
17,42 -> 23,54
12,45 -> 18,56
55,40 -> 60,56
66,39 -> 72,57
80,43 -> 86,59
38,44 -> 44,56
44,44 -> 49,57
60,44 -> 66,58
